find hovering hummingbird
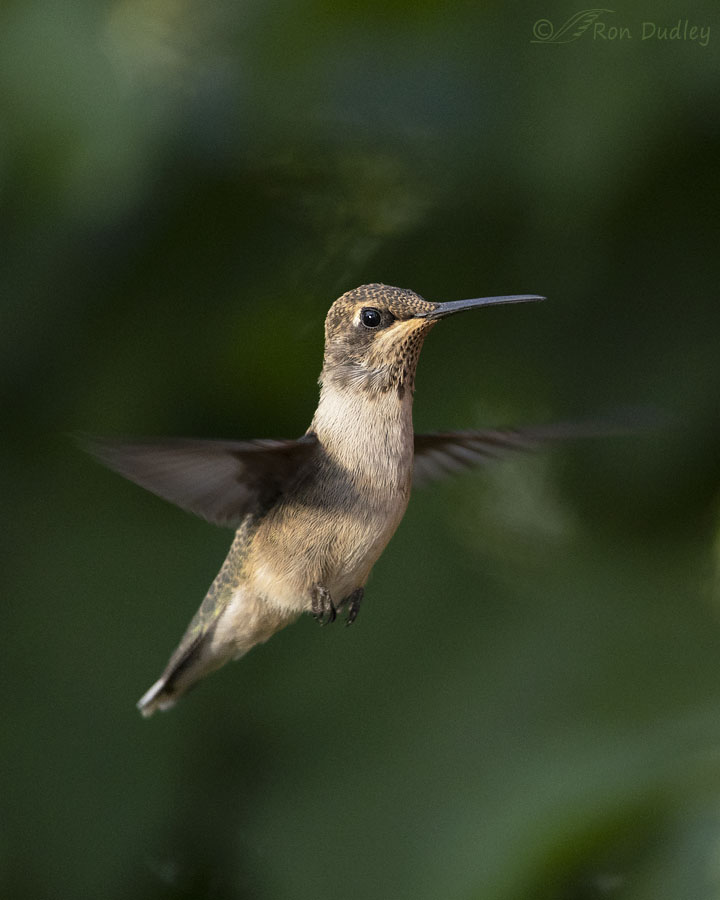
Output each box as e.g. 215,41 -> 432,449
86,283 -> 599,717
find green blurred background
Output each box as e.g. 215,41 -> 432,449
2,0 -> 720,897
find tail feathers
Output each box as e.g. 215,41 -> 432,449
136,596 -> 299,717
136,625 -> 240,717
137,678 -> 177,717
136,630 -> 216,718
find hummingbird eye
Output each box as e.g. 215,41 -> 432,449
360,307 -> 382,329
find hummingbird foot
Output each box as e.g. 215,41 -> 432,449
343,587 -> 364,626
311,584 -> 336,625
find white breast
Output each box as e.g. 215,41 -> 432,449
243,381 -> 415,615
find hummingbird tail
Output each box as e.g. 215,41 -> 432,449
136,629 -> 234,717
137,678 -> 176,717
136,590 -> 300,717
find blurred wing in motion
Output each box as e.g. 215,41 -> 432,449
80,434 -> 318,527
413,417 -> 640,487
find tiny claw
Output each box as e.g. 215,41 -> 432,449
311,584 -> 336,625
344,588 -> 364,626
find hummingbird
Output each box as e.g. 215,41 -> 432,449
85,283 -> 595,717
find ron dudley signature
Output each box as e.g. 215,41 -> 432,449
532,10 -> 711,47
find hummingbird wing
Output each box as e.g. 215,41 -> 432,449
80,435 -> 318,526
413,420 -> 627,486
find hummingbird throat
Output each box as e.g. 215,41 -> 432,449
322,318 -> 436,399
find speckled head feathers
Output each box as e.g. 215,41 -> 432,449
320,284 -> 440,398
324,284 -> 438,338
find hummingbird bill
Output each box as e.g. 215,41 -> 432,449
84,284 -> 608,717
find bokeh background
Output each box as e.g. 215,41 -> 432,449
2,0 -> 720,897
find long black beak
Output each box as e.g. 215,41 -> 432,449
420,294 -> 545,319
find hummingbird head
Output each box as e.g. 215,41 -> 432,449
320,283 -> 544,398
